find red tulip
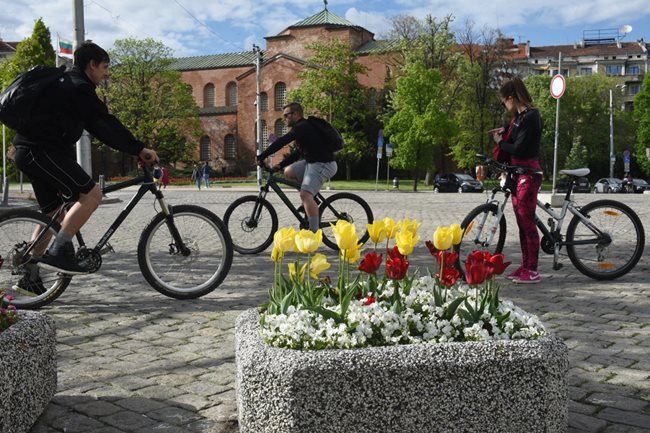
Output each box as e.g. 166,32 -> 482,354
364,296 -> 376,306
439,266 -> 460,287
386,256 -> 409,280
359,252 -> 383,275
465,261 -> 490,285
388,245 -> 404,260
488,253 -> 511,275
425,240 -> 438,256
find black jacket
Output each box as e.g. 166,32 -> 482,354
499,108 -> 543,160
14,67 -> 144,158
258,118 -> 335,168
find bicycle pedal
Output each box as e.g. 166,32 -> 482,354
553,263 -> 563,271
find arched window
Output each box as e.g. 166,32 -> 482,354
203,84 -> 215,108
260,92 -> 268,112
261,120 -> 268,150
224,134 -> 237,160
274,82 -> 286,110
367,88 -> 378,111
200,136 -> 211,161
226,82 -> 237,107
274,119 -> 287,139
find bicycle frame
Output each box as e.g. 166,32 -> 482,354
22,165 -> 190,270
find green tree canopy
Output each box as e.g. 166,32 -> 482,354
383,61 -> 455,190
100,38 -> 201,164
634,73 -> 650,177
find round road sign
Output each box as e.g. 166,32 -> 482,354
550,74 -> 566,99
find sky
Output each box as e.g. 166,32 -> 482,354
1,0 -> 650,59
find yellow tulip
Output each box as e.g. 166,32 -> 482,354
273,227 -> 297,253
340,242 -> 362,263
396,230 -> 420,257
433,226 -> 453,251
309,253 -> 331,278
449,223 -> 463,245
294,229 -> 322,254
367,220 -> 387,244
271,245 -> 283,262
331,220 -> 358,251
383,217 -> 398,239
397,218 -> 421,237
288,262 -> 305,282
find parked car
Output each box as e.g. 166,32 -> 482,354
629,178 -> 650,193
593,178 -> 624,193
556,176 -> 591,193
434,173 -> 484,193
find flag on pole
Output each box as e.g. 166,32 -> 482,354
58,35 -> 73,56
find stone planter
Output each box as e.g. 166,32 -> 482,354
236,308 -> 568,433
0,311 -> 57,433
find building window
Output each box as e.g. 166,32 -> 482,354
579,67 -> 593,76
274,119 -> 287,139
274,82 -> 286,110
260,92 -> 268,111
226,82 -> 237,107
625,101 -> 634,112
224,134 -> 237,160
200,136 -> 211,161
203,84 -> 215,108
605,65 -> 623,76
551,68 -> 569,76
629,84 -> 641,96
627,65 -> 640,75
261,120 -> 268,150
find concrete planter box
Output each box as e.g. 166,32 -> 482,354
0,311 -> 57,433
236,308 -> 568,433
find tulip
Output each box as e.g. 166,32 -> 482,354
366,220 -> 387,245
363,296 -> 376,306
395,230 -> 419,257
358,251 -> 383,274
388,245 -> 404,260
433,226 -> 453,251
397,218 -> 421,236
332,220 -> 358,251
288,262 -> 305,282
271,245 -> 283,262
273,227 -> 297,253
449,223 -> 463,245
309,253 -> 331,278
386,256 -> 409,280
340,242 -> 362,263
294,229 -> 322,254
382,217 -> 398,239
465,261 -> 490,286
488,253 -> 511,275
439,266 -> 461,288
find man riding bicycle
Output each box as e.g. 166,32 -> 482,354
13,42 -> 158,289
256,102 -> 337,232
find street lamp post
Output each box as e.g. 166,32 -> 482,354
609,84 -> 625,178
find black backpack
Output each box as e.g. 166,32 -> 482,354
307,116 -> 344,153
0,65 -> 66,131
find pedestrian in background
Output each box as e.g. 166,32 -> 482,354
202,161 -> 211,188
191,164 -> 201,190
160,166 -> 170,189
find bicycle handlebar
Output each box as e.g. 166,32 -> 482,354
475,154 -> 542,175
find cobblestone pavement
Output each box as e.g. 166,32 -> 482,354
10,186 -> 649,433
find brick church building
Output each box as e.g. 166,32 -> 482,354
172,7 -> 397,175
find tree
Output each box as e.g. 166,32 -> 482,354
383,61 -> 454,191
634,73 -> 650,177
100,38 -> 201,165
288,39 -> 369,179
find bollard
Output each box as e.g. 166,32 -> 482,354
98,174 -> 105,191
392,177 -> 400,189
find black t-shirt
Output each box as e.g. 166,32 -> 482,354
499,108 -> 543,160
258,118 -> 335,167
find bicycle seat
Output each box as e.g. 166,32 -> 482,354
560,168 -> 590,178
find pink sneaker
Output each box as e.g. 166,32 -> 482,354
512,269 -> 541,284
506,266 -> 524,280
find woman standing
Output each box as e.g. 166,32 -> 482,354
492,77 -> 544,284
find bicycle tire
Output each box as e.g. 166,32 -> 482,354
454,203 -> 507,274
565,199 -> 644,280
138,205 -> 233,299
223,195 -> 278,254
0,209 -> 71,309
319,192 -> 373,250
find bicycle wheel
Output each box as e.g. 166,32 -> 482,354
223,196 -> 278,254
319,192 -> 373,250
454,203 -> 507,274
138,205 -> 233,299
566,199 -> 644,280
0,209 -> 71,309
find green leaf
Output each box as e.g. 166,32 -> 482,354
442,296 -> 466,321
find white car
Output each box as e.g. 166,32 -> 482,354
593,178 -> 623,193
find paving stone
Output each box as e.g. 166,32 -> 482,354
100,410 -> 156,430
585,393 -> 650,412
73,400 -> 124,417
597,408 -> 650,429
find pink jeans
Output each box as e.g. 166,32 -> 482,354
511,173 -> 542,271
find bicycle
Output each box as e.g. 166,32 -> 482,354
455,155 -> 644,280
223,164 -> 373,254
0,163 -> 233,310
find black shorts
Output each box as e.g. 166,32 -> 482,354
14,146 -> 95,213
